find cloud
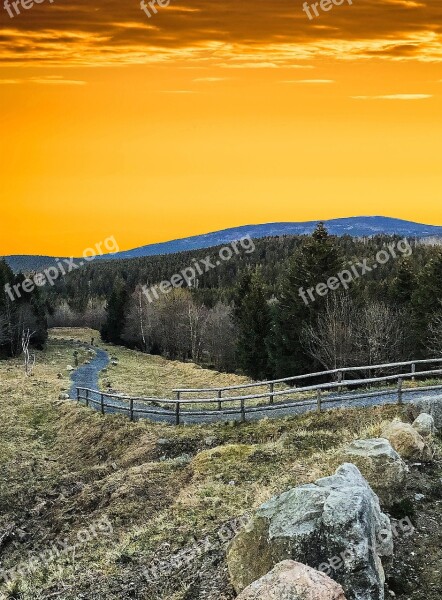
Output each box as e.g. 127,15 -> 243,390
159,90 -> 197,93
282,79 -> 335,83
1,0 -> 442,66
30,75 -> 87,85
193,77 -> 229,82
352,94 -> 432,100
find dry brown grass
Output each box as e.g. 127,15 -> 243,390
0,328 -> 411,600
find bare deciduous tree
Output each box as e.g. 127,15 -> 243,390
427,300 -> 442,356
122,287 -> 237,370
302,294 -> 356,371
356,301 -> 407,371
21,328 -> 36,376
303,295 -> 407,375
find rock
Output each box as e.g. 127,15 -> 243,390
66,365 -> 74,372
204,436 -> 217,447
410,396 -> 442,429
236,560 -> 347,600
381,419 -> 432,461
338,438 -> 408,506
227,463 -> 392,600
412,413 -> 436,438
173,454 -> 192,465
58,393 -> 69,400
111,360 -> 119,366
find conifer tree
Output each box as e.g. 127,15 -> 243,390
269,223 -> 344,377
101,284 -> 128,344
411,249 -> 442,354
233,270 -> 272,380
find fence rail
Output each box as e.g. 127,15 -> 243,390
76,358 -> 442,425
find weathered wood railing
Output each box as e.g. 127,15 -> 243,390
173,358 -> 442,402
76,358 -> 442,425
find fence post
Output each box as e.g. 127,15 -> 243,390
175,402 -> 180,426
269,382 -> 274,405
411,363 -> 416,382
217,390 -> 222,411
337,371 -> 343,393
129,398 -> 134,422
100,393 -> 105,415
176,391 -> 181,401
398,377 -> 403,405
317,389 -> 322,413
240,399 -> 246,423
76,388 -> 80,402
85,389 -> 89,408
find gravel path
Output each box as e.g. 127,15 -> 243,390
69,346 -> 109,399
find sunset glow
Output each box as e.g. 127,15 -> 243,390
1,0 -> 442,255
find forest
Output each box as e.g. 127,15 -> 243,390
11,224 -> 436,381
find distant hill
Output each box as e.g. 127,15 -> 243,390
3,216 -> 442,273
2,255 -> 69,274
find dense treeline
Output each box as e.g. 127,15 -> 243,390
0,260 -> 47,359
40,227 -> 442,377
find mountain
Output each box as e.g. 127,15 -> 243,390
3,216 -> 442,273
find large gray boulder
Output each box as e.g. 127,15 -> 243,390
227,464 -> 392,600
338,438 -> 408,506
410,396 -> 442,429
236,560 -> 347,600
412,413 -> 436,438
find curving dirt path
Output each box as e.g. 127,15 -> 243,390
69,346 -> 110,399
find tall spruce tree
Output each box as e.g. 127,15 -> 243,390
411,249 -> 442,354
101,284 -> 128,344
269,223 -> 344,377
233,270 -> 272,380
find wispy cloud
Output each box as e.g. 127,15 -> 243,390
159,90 -> 197,94
352,94 -> 432,100
30,76 -> 87,85
193,77 -> 229,82
282,79 -> 335,84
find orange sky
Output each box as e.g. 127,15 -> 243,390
1,0 -> 442,255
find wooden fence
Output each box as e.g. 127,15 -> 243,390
76,358 -> 442,425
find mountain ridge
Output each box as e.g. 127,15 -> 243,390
3,216 -> 442,273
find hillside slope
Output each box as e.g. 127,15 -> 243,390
0,329 -> 440,600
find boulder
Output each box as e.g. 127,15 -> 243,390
66,365 -> 74,372
412,413 -> 436,438
236,560 -> 347,600
338,438 -> 408,506
227,463 -> 392,600
410,396 -> 442,429
381,419 -> 432,461
58,393 -> 70,400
